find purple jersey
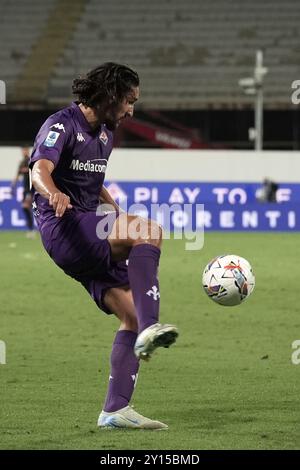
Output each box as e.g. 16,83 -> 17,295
30,102 -> 114,224
29,102 -> 129,313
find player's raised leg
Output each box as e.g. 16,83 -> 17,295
108,214 -> 178,361
97,286 -> 168,430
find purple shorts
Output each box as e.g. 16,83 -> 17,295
40,210 -> 129,314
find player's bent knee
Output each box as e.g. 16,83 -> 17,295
147,219 -> 163,247
131,217 -> 162,247
153,220 -> 163,242
110,214 -> 162,248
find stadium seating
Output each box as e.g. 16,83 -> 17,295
3,0 -> 300,108
48,0 -> 300,108
0,0 -> 56,100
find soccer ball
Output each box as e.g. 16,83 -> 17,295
202,254 -> 255,306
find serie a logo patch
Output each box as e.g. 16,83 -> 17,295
44,131 -> 60,147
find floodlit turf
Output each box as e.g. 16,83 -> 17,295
0,231 -> 300,450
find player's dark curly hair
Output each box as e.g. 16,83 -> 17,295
72,62 -> 139,108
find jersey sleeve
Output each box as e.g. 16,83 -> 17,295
30,115 -> 70,169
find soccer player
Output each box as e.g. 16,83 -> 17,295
12,146 -> 35,237
30,63 -> 178,430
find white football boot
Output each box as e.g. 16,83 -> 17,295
97,405 -> 168,430
134,323 -> 179,360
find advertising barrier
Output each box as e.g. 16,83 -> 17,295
1,181 -> 299,231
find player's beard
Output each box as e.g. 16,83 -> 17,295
104,118 -> 118,131
94,101 -> 125,131
101,102 -> 122,131
105,114 -> 125,131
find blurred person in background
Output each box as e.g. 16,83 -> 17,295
11,146 -> 35,238
256,178 -> 279,203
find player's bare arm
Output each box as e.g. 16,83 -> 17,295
31,159 -> 73,217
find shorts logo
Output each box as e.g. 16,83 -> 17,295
99,130 -> 108,145
50,122 -> 65,133
44,131 -> 60,147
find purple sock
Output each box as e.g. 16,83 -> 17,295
128,243 -> 161,333
103,330 -> 139,413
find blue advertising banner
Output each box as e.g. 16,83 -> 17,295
104,181 -> 299,205
0,181 -> 299,231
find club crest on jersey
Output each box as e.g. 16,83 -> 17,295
43,131 -> 60,147
99,130 -> 108,145
50,122 -> 65,133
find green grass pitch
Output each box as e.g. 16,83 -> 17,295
0,231 -> 299,450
